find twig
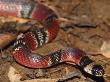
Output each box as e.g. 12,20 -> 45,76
74,23 -> 97,28
0,49 -> 2,58
58,71 -> 81,82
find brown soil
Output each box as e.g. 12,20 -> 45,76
0,0 -> 110,82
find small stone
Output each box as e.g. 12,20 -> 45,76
0,33 -> 16,49
100,41 -> 110,58
8,66 -> 22,82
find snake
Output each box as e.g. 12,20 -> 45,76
0,0 -> 104,77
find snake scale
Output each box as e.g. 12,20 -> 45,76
0,0 -> 104,77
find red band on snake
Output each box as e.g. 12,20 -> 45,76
0,0 -> 104,77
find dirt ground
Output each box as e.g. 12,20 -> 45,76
0,0 -> 110,82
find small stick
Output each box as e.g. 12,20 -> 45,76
58,71 -> 81,82
0,49 -> 3,59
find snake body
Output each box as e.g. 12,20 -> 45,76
0,0 -> 104,77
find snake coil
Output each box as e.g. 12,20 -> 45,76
0,0 -> 104,77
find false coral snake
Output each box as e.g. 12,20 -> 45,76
0,0 -> 104,77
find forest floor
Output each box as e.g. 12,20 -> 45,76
0,0 -> 110,82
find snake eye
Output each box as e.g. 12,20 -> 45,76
92,64 -> 104,77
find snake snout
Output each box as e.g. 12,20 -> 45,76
82,59 -> 104,77
91,64 -> 104,77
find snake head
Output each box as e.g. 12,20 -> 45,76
91,64 -> 104,77
83,63 -> 104,77
79,56 -> 104,77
